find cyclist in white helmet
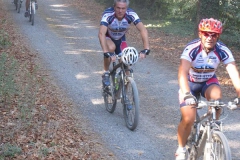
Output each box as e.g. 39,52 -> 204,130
98,0 -> 150,86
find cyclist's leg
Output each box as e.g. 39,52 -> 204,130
113,36 -> 129,72
103,37 -> 115,71
176,82 -> 202,159
25,0 -> 29,11
25,0 -> 30,17
176,105 -> 196,159
177,90 -> 197,145
102,37 -> 115,86
201,75 -> 222,119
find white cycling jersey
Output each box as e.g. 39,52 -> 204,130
100,7 -> 141,40
181,39 -> 235,82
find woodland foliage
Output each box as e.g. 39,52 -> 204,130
98,0 -> 240,47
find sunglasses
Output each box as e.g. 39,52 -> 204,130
201,32 -> 219,39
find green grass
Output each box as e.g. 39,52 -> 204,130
0,143 -> 22,159
143,18 -> 195,37
143,18 -> 240,50
0,53 -> 18,105
0,29 -> 11,49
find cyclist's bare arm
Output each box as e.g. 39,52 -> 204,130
135,22 -> 149,50
226,61 -> 240,97
178,59 -> 191,94
98,25 -> 109,53
135,22 -> 149,58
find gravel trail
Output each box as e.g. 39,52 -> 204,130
4,0 -> 240,159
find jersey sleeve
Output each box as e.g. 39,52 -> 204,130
127,8 -> 141,25
216,42 -> 235,64
100,7 -> 114,27
180,46 -> 192,62
100,13 -> 110,26
222,51 -> 235,64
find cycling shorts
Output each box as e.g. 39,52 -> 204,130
106,35 -> 127,55
179,75 -> 220,107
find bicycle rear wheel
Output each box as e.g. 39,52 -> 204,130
103,73 -> 117,113
122,77 -> 139,131
17,1 -> 21,13
186,126 -> 198,160
29,12 -> 31,22
31,7 -> 34,26
14,0 -> 18,10
203,131 -> 232,160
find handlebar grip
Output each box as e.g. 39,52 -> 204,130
227,101 -> 238,110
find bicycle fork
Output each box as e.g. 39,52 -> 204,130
29,1 -> 35,15
203,123 -> 213,160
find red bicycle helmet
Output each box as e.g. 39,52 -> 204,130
198,18 -> 223,34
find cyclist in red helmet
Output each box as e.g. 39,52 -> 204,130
175,18 -> 240,160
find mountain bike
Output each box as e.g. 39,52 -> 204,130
185,97 -> 234,160
28,0 -> 37,26
102,47 -> 140,131
14,0 -> 22,13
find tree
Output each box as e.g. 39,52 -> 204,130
194,0 -> 220,37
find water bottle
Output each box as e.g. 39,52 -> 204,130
115,75 -> 119,90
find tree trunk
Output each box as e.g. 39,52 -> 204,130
194,0 -> 220,37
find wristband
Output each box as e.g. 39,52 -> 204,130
141,49 -> 150,55
103,52 -> 115,58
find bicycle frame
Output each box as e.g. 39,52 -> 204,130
102,51 -> 140,130
193,107 -> 218,158
188,99 -> 230,159
110,59 -> 133,100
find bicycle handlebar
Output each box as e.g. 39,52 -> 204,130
197,100 -> 237,110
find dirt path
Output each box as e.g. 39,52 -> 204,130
2,0 -> 240,159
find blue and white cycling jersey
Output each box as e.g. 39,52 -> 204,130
181,39 -> 235,82
100,7 -> 141,40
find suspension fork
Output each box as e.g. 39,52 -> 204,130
32,1 -> 36,14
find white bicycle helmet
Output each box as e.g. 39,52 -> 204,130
121,47 -> 138,65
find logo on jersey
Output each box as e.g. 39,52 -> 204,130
191,65 -> 215,73
208,56 -> 217,64
196,55 -> 204,63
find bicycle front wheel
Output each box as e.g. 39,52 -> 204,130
122,77 -> 139,131
103,73 -> 117,113
204,131 -> 232,160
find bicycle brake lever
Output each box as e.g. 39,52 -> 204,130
227,101 -> 238,110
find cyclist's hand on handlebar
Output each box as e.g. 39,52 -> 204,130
139,49 -> 150,59
233,97 -> 240,105
227,97 -> 240,110
141,49 -> 150,55
103,52 -> 116,62
184,92 -> 197,105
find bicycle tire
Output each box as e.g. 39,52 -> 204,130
186,125 -> 198,160
123,77 -> 139,131
17,1 -> 21,13
15,0 -> 18,10
103,73 -> 117,113
203,130 -> 232,160
31,7 -> 34,26
29,12 -> 31,22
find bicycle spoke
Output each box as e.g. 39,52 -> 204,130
123,77 -> 139,131
103,74 -> 117,113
